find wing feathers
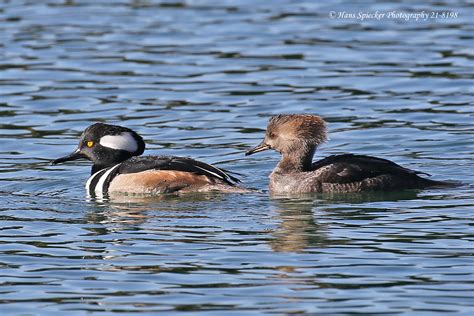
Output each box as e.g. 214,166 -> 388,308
312,154 -> 430,184
118,156 -> 240,185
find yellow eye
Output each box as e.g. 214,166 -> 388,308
86,141 -> 94,148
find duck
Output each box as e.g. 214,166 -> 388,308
246,114 -> 454,194
52,123 -> 247,196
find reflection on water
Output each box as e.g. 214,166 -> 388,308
270,198 -> 329,252
87,193 -> 233,226
1,0 -> 473,314
268,190 -> 427,253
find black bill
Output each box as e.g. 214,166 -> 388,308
51,149 -> 87,165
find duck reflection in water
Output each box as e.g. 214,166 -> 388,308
268,189 -> 425,253
85,192 -> 228,227
269,197 -> 329,253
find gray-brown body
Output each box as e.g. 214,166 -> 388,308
247,115 -> 452,194
269,154 -> 448,194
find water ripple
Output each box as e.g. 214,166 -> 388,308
0,0 -> 473,314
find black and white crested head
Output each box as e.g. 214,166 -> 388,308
86,123 -> 145,154
52,123 -> 146,174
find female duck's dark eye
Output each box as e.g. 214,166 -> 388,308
268,132 -> 276,139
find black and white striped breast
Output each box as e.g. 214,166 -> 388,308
85,163 -> 121,196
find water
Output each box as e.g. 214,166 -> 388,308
1,0 -> 473,314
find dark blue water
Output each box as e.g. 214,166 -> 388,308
1,0 -> 473,314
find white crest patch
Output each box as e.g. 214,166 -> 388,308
99,132 -> 138,152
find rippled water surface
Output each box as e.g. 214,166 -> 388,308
1,0 -> 473,314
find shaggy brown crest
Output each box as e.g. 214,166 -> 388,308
268,114 -> 328,145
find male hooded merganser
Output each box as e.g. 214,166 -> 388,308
246,114 -> 453,194
52,123 -> 247,196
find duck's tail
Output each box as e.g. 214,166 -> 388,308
419,177 -> 461,189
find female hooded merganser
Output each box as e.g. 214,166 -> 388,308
52,123 -> 247,196
246,114 -> 453,194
